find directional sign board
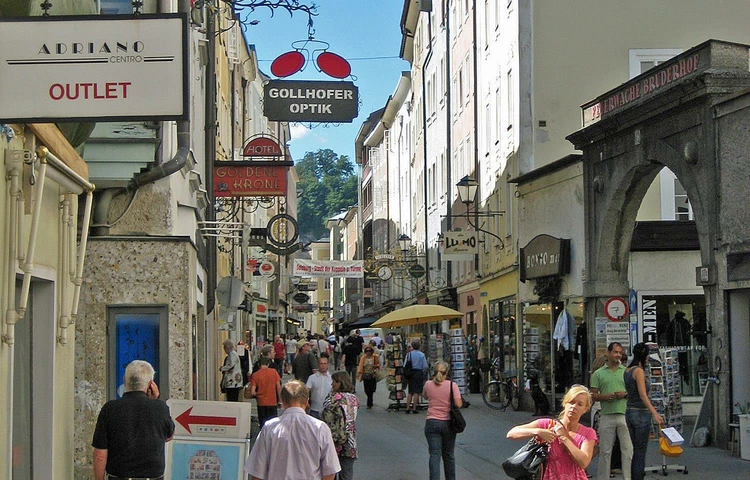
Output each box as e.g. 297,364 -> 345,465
167,400 -> 253,439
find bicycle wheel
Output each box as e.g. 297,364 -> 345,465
510,385 -> 520,411
483,381 -> 507,410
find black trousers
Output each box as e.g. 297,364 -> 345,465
363,377 -> 377,407
225,388 -> 241,402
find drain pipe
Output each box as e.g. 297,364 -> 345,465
4,159 -> 20,480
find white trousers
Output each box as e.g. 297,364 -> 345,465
597,413 -> 633,480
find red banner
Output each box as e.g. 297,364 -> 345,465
213,163 -> 287,197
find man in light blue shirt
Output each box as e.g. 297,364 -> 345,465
245,381 -> 340,480
405,340 -> 429,413
306,356 -> 333,418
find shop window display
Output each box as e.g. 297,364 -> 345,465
644,295 -> 707,397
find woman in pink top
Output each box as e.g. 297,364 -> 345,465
422,361 -> 462,480
507,385 -> 597,480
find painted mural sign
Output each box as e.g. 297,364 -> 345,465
213,162 -> 287,197
263,80 -> 358,123
0,14 -> 187,122
582,44 -> 710,127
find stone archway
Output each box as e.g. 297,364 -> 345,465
568,40 -> 750,445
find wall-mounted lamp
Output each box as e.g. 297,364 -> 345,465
456,175 -> 505,248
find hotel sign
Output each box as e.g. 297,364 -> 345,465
582,45 -> 709,127
264,80 -> 358,123
520,234 -> 570,282
213,162 -> 287,197
0,14 -> 187,123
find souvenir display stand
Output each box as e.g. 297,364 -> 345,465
645,345 -> 688,476
385,336 -> 407,411
450,328 -> 468,395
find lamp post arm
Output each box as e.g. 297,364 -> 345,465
465,214 -> 505,249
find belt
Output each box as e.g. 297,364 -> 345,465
107,476 -> 163,480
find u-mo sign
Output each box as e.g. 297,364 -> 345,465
167,400 -> 253,439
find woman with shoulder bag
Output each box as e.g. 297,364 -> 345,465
219,339 -> 244,402
357,346 -> 381,409
625,343 -> 664,480
423,362 -> 462,480
507,385 -> 597,479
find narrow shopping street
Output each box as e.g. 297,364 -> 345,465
345,381 -> 750,480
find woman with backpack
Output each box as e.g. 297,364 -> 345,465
322,371 -> 360,480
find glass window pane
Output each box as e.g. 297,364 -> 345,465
114,313 -> 161,398
100,0 -> 133,14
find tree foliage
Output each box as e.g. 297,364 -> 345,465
296,149 -> 357,242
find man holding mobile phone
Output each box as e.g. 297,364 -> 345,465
92,360 -> 175,480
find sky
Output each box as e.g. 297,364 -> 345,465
242,0 -> 409,163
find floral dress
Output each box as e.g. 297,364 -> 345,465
537,418 -> 597,480
220,350 -> 244,389
322,392 -> 359,459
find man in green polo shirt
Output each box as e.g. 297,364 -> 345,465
591,342 -> 633,480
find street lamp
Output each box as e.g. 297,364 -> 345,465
398,234 -> 412,253
456,175 -> 505,248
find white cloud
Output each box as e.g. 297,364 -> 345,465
290,123 -> 310,140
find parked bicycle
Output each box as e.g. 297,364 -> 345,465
481,356 -> 519,411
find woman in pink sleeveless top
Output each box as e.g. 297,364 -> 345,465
507,385 -> 598,480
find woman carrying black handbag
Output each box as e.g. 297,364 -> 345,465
422,361 -> 462,480
506,385 -> 597,479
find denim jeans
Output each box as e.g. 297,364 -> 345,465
337,456 -> 355,480
424,419 -> 456,480
626,409 -> 652,480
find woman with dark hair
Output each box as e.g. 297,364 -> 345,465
507,385 -> 597,479
625,342 -> 664,480
423,361 -> 462,480
322,371 -> 359,480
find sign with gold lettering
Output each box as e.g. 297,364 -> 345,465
213,162 -> 287,197
520,234 -> 570,282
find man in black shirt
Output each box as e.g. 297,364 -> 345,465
92,360 -> 175,480
341,337 -> 361,392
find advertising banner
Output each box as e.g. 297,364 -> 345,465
263,80 -> 358,123
293,259 -> 364,278
0,14 -> 187,122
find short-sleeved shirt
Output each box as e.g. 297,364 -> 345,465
591,364 -> 627,415
341,342 -> 360,367
423,380 -> 461,421
250,367 -> 281,407
92,391 -> 175,478
274,342 -> 286,360
407,349 -> 429,371
244,407 -> 341,480
286,339 -> 298,354
537,418 -> 597,480
306,371 -> 333,413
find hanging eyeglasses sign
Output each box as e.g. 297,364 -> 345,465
265,39 -> 359,124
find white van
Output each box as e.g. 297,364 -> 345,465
358,327 -> 384,347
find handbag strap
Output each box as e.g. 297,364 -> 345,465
449,380 -> 455,408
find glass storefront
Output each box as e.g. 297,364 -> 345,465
640,293 -> 708,397
489,297 -> 517,376
522,300 -> 585,404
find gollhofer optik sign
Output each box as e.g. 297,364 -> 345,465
264,80 -> 358,123
0,14 -> 187,123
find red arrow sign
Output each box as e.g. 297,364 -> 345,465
175,407 -> 237,434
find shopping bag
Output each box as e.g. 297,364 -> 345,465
502,437 -> 549,478
659,436 -> 683,457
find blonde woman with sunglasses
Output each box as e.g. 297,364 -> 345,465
507,385 -> 598,479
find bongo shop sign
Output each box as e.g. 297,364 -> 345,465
264,80 -> 358,123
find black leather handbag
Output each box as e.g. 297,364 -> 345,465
501,437 -> 549,479
449,381 -> 466,433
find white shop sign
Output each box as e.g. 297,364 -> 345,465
0,14 -> 187,122
167,400 -> 253,439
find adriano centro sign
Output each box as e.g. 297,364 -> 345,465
264,80 -> 358,123
0,14 -> 187,123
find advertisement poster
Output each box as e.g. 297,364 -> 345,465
595,317 -> 609,356
166,438 -> 250,480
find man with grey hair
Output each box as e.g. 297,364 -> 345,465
244,380 -> 340,480
92,360 -> 175,480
